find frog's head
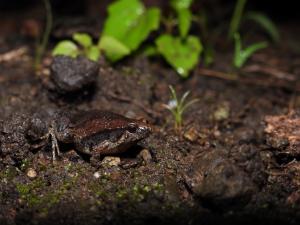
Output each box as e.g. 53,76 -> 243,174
100,120 -> 152,154
126,121 -> 152,141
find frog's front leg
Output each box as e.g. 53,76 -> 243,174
39,127 -> 60,161
49,127 -> 60,161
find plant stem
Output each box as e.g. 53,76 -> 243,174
34,0 -> 53,71
228,0 -> 247,40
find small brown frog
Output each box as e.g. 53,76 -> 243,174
28,110 -> 152,161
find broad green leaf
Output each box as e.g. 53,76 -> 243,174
102,0 -> 160,54
123,8 -> 160,50
99,35 -> 130,62
245,11 -> 280,43
178,8 -> 192,38
156,34 -> 202,78
233,33 -> 268,68
73,33 -> 93,48
52,40 -> 79,58
86,46 -> 100,61
171,0 -> 193,10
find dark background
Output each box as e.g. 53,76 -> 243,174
0,0 -> 299,21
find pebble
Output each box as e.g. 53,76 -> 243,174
26,168 -> 37,178
138,149 -> 152,164
93,171 -> 101,179
101,156 -> 121,167
183,127 -> 199,142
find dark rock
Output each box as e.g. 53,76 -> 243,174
230,144 -> 267,187
50,56 -> 99,94
185,149 -> 256,209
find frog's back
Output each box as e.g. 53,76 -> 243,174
70,110 -> 134,138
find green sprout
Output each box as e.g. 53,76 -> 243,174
233,33 -> 268,68
228,0 -> 279,43
228,0 -> 247,40
34,0 -> 52,71
53,32 -> 100,61
163,85 -> 198,131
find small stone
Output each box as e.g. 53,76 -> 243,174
93,171 -> 100,179
213,102 -> 230,121
101,156 -> 121,167
184,127 -> 198,142
26,168 -> 37,178
138,149 -> 152,164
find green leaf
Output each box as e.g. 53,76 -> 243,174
245,11 -> 280,43
178,8 -> 192,38
143,45 -> 158,57
170,0 -> 193,11
99,35 -> 130,62
156,34 -> 202,78
228,0 -> 247,40
73,33 -> 93,48
233,33 -> 268,68
123,8 -> 160,50
102,0 -> 160,56
86,46 -> 100,61
52,40 -> 79,58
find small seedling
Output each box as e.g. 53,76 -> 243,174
156,0 -> 203,78
228,0 -> 279,43
34,0 -> 52,71
233,33 -> 268,68
163,85 -> 198,131
53,33 -> 100,61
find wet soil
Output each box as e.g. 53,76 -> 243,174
1,24 -> 300,225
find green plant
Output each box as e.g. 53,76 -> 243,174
228,0 -> 279,43
228,0 -> 247,40
34,0 -> 52,70
233,33 -> 268,68
244,11 -> 280,43
163,85 -> 198,131
155,0 -> 202,78
99,0 -> 160,62
53,32 -> 100,61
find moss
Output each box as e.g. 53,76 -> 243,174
15,176 -> 78,214
20,158 -> 31,171
0,166 -> 19,181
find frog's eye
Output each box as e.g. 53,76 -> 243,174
128,123 -> 138,133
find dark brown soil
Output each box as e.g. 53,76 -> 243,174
1,18 -> 300,225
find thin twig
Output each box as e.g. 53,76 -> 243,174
243,64 -> 296,81
198,68 -> 238,80
0,47 -> 28,63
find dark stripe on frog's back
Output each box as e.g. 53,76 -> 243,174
69,110 -> 135,138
